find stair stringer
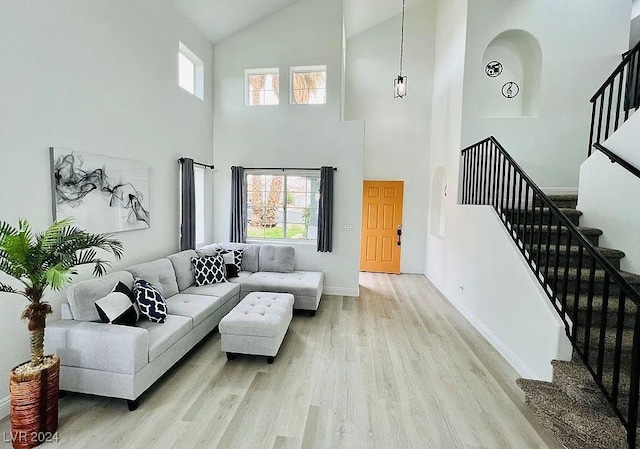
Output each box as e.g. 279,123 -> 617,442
427,203 -> 573,381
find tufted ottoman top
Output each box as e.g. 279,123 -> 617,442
219,292 -> 294,338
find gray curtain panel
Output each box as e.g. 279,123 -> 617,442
317,166 -> 334,252
230,166 -> 247,243
180,158 -> 196,251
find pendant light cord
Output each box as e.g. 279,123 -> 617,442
399,0 -> 406,76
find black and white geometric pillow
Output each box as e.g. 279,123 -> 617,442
216,249 -> 244,272
95,282 -> 140,326
133,278 -> 167,323
191,255 -> 227,286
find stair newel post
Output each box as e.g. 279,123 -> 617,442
611,290 -> 627,406
596,271 -> 611,383
572,245 -> 584,345
528,191 -> 537,259
583,263 -> 597,362
488,142 -> 496,206
624,58 -> 632,121
625,306 -> 640,449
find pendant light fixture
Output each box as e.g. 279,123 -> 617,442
394,0 -> 408,98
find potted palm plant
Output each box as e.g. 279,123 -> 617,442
0,218 -> 122,449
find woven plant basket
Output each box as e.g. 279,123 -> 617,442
9,355 -> 59,449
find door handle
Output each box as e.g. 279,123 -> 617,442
397,228 -> 402,246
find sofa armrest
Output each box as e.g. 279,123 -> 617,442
45,320 -> 149,375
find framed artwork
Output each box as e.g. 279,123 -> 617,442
50,147 -> 151,233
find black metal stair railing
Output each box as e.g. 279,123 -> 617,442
589,40 -> 640,155
461,136 -> 640,449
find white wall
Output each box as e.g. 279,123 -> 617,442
0,0 -> 214,418
633,0 -> 640,20
461,0 -> 631,189
345,1 -> 436,274
578,151 -> 640,273
425,0 -> 575,380
212,0 -> 365,296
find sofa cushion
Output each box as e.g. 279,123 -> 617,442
137,315 -> 192,362
67,271 -> 134,322
134,279 -> 168,323
258,245 -> 295,273
241,271 -> 323,298
167,250 -> 198,291
191,255 -> 227,286
127,259 -> 180,298
199,243 -> 260,273
164,294 -> 221,327
228,271 -> 254,285
182,282 -> 240,306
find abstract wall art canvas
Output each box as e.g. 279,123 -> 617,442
50,147 -> 151,233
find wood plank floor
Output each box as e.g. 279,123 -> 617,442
0,274 -> 563,449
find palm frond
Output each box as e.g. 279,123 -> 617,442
0,282 -> 22,296
44,263 -> 72,291
38,218 -> 74,254
0,254 -> 27,280
0,221 -> 18,241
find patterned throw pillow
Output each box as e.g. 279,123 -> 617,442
191,255 -> 227,286
216,249 -> 244,272
133,279 -> 167,323
95,286 -> 139,326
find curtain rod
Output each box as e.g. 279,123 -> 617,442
178,158 -> 215,170
242,167 -> 337,172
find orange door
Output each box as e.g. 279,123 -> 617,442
360,181 -> 404,274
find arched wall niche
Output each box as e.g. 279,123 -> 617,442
430,166 -> 447,238
481,29 -> 542,118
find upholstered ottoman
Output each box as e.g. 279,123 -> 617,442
219,292 -> 294,364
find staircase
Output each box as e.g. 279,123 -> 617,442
460,138 -> 640,449
515,193 -> 640,449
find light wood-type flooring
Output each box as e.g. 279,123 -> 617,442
0,274 -> 564,449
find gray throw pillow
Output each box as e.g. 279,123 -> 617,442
258,245 -> 295,273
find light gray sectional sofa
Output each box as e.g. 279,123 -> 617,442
45,243 -> 323,409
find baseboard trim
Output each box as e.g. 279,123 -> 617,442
426,277 -> 540,380
0,395 -> 9,420
324,286 -> 360,297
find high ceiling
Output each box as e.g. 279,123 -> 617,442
344,0 -> 425,39
173,0 -> 299,44
173,0 -> 425,45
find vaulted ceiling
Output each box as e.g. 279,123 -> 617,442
173,0 -> 425,45
172,0 -> 299,44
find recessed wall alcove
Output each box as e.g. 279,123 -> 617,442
481,29 -> 542,118
430,167 -> 447,238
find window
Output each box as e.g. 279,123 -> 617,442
178,42 -> 204,100
245,68 -> 280,106
246,171 -> 320,240
290,66 -> 327,104
194,167 -> 205,246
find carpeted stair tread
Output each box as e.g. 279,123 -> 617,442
551,360 -> 617,416
548,194 -> 579,202
507,207 -> 583,217
516,378 -> 628,449
548,267 -> 640,286
531,245 -> 625,259
516,224 -> 603,236
562,294 -> 636,329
